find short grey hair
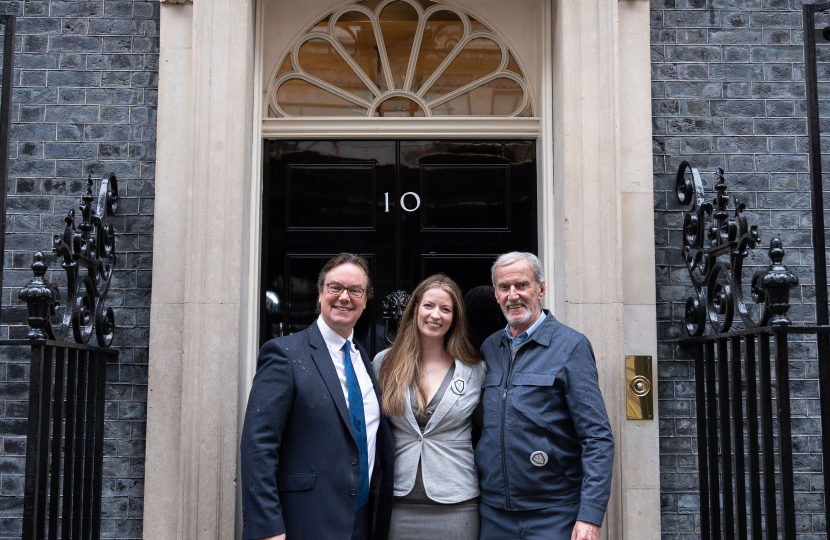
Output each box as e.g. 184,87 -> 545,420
491,252 -> 545,286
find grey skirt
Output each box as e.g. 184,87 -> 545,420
389,462 -> 480,540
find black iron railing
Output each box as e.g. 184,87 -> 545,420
0,14 -> 16,318
21,339 -> 114,540
676,161 -> 829,540
802,5 -> 830,523
2,174 -> 120,540
677,6 -> 830,538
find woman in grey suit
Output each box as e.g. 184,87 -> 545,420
374,274 -> 486,540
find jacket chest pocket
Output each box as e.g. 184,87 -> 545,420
510,372 -> 557,416
481,371 -> 504,427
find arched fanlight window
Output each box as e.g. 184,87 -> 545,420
267,0 -> 532,118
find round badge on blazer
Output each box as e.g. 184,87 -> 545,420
530,451 -> 548,467
451,379 -> 465,395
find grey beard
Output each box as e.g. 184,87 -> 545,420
503,302 -> 532,325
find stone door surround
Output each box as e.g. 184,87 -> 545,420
143,1 -> 660,539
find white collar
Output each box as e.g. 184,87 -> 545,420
317,315 -> 354,352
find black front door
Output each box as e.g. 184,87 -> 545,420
260,140 -> 537,357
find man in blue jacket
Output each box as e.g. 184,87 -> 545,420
240,253 -> 394,540
476,252 -> 614,540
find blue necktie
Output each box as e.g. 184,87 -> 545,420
343,341 -> 369,510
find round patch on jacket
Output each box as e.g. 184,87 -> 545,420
451,379 -> 465,395
530,451 -> 548,467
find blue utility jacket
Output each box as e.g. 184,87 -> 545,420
474,311 -> 614,526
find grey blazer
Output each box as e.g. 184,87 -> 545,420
373,350 -> 486,503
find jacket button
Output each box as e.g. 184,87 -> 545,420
350,488 -> 357,496
418,435 -> 422,441
351,459 -> 358,466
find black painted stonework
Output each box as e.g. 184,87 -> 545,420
653,0 -> 827,538
0,1 -> 156,538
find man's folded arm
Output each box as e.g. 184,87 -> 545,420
563,338 -> 615,527
240,340 -> 295,539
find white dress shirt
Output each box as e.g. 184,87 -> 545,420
317,316 -> 379,481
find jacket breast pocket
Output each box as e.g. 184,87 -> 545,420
277,472 -> 316,492
481,371 -> 504,427
510,372 -> 557,416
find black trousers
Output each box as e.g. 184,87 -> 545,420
351,504 -> 369,540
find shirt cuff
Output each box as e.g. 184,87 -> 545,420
576,502 -> 606,527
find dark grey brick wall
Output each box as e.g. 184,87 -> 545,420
652,0 -> 827,538
0,1 -> 157,538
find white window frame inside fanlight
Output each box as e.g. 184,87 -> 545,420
265,0 -> 535,119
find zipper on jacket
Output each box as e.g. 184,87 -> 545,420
500,383 -> 511,509
501,340 -> 524,511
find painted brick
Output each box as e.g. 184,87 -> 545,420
49,2 -> 105,17
665,81 -> 723,98
16,18 -> 60,35
750,45 -> 804,62
0,2 -> 157,538
712,136 -> 768,153
105,2 -> 135,17
13,53 -> 57,70
665,46 -> 722,62
754,118 -> 807,135
86,89 -> 144,106
723,45 -> 751,62
763,28 -> 791,44
87,54 -> 143,71
710,99 -> 766,116
708,62 -> 764,80
13,87 -> 58,105
709,28 -> 764,44
724,81 -> 752,97
47,70 -> 101,87
57,88 -> 85,104
48,35 -> 102,53
88,19 -> 145,36
44,105 -> 99,123
750,11 -> 803,27
752,82 -> 805,98
677,64 -> 708,80
679,100 -> 708,115
652,0 -> 826,535
721,11 -> 750,27
61,19 -> 90,35
22,35 -> 48,53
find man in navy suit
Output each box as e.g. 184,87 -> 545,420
241,253 -> 394,540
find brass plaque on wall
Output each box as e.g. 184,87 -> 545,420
626,355 -> 654,420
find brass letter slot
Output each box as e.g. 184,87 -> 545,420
626,355 -> 654,420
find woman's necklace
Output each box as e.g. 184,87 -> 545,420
422,351 -> 447,378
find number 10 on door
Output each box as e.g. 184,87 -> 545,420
384,192 -> 420,212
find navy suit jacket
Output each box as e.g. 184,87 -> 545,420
241,321 -> 395,540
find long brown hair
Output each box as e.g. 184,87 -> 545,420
378,274 -> 481,417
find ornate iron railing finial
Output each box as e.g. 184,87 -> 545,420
18,174 -> 119,346
676,162 -> 798,336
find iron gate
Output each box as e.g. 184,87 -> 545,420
676,5 -> 830,538
676,160 -> 829,540
1,174 -> 121,540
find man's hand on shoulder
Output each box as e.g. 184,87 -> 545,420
260,536 -> 285,540
571,521 -> 600,540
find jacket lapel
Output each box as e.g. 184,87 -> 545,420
423,359 -> 470,435
403,386 -> 421,433
308,322 -> 355,441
